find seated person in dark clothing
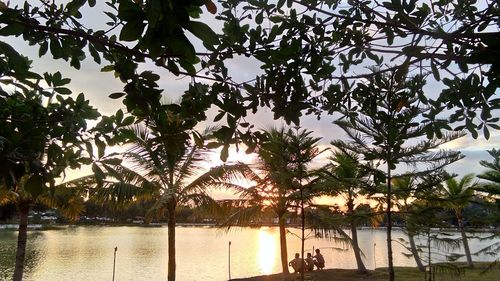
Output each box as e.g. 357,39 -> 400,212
288,253 -> 304,274
313,249 -> 325,270
305,253 -> 314,271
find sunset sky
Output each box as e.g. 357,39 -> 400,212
5,1 -> 499,196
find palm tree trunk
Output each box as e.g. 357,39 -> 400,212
457,213 -> 473,268
350,222 -> 367,273
347,199 -> 367,274
278,214 -> 289,275
167,209 -> 176,281
408,231 -> 425,272
13,202 -> 30,281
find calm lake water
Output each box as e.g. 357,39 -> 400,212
0,226 -> 498,280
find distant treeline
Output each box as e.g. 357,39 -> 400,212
1,197 -> 498,228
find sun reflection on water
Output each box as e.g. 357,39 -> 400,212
257,227 -> 277,275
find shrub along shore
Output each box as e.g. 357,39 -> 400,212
231,263 -> 500,281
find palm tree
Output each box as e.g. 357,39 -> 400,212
0,76 -> 100,281
322,148 -> 368,273
0,174 -> 88,281
92,117 -> 246,281
219,127 -> 324,276
392,176 -> 426,271
439,174 -> 477,268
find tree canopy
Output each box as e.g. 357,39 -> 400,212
0,0 -> 497,157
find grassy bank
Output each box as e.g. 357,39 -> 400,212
231,263 -> 500,281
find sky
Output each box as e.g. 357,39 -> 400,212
4,1 -> 499,199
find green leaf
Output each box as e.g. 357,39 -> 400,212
92,163 -> 105,185
255,12 -> 263,24
483,126 -> 490,140
220,144 -> 229,162
277,0 -> 286,9
193,131 -> 203,147
24,174 -> 44,200
39,41 -> 49,57
186,21 -> 220,47
206,142 -> 222,149
101,158 -> 122,165
85,141 -> 94,158
101,65 -> 114,72
458,61 -> 468,72
109,92 -> 126,99
394,59 -> 410,81
0,23 -> 24,36
120,20 -> 146,41
214,111 -> 225,122
0,41 -> 30,77
96,138 -> 106,159
50,38 -> 63,59
88,43 -> 101,64
116,109 -> 123,123
402,45 -> 425,56
54,87 -> 72,95
121,116 -> 135,126
66,0 -> 86,16
430,60 -> 440,81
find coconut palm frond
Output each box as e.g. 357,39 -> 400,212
183,163 -> 251,194
441,174 -> 477,209
477,170 -> 500,186
173,145 -> 203,184
145,198 -> 169,223
56,175 -> 96,189
217,205 -> 264,230
102,164 -> 159,192
182,192 -> 212,207
305,209 -> 353,248
122,151 -> 167,184
182,193 -> 221,217
234,184 -> 264,201
37,186 -> 86,221
55,196 -> 85,221
0,188 -> 18,205
92,181 -> 156,208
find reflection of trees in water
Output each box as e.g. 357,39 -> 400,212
0,231 -> 44,280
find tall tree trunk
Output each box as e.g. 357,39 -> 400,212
386,168 -> 394,281
347,199 -> 367,274
457,212 -> 473,268
278,214 -> 289,275
13,202 -> 30,281
408,231 -> 425,272
167,208 -> 176,281
350,222 -> 367,273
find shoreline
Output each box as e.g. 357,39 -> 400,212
230,263 -> 500,281
0,223 -> 498,233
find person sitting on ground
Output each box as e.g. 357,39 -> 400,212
288,253 -> 304,274
305,253 -> 314,271
313,249 -> 325,270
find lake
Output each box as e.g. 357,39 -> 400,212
0,226 -> 498,280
